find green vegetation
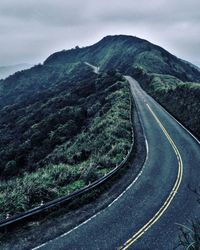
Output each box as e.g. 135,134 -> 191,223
45,35 -> 200,83
177,221 -> 200,249
42,35 -> 200,141
0,65 -> 132,219
129,66 -> 200,139
149,76 -> 200,139
176,188 -> 200,249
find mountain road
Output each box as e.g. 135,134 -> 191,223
34,76 -> 200,250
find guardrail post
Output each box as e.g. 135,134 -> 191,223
6,213 -> 11,219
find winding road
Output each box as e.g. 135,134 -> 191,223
34,76 -> 200,249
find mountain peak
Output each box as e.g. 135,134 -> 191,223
43,35 -> 200,82
94,34 -> 148,47
99,34 -> 145,42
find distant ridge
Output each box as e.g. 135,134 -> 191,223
0,63 -> 32,79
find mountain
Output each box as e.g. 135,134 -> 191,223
1,35 -> 199,108
0,63 -> 32,79
44,35 -> 200,82
0,34 -> 199,218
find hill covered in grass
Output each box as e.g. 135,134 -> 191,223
44,35 -> 200,83
43,34 -> 200,139
128,67 -> 200,139
0,63 -> 132,218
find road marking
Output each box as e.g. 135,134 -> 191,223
119,103 -> 183,250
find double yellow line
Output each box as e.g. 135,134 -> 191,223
119,104 -> 183,250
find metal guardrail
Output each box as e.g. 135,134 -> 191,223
0,82 -> 134,231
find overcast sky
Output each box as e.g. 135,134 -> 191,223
0,0 -> 199,66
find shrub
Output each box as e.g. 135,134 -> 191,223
0,68 -> 133,218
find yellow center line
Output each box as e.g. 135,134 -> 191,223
119,103 -> 183,250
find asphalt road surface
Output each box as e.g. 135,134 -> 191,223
34,76 -> 200,250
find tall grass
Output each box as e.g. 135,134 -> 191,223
0,75 -> 133,220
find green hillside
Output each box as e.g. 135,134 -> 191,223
128,66 -> 200,139
44,35 -> 200,82
43,34 -> 200,139
0,64 -> 132,218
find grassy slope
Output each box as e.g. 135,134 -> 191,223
0,67 -> 132,219
2,36 -> 199,141
149,75 -> 200,138
129,67 -> 200,139
44,36 -> 200,139
45,35 -> 200,83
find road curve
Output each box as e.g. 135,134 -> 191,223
34,76 -> 200,250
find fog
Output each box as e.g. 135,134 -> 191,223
0,0 -> 199,66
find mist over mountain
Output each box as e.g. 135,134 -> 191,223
0,63 -> 32,80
